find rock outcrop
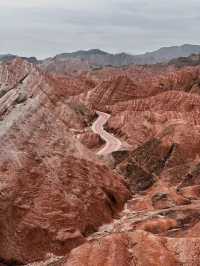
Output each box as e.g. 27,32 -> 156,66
1,56 -> 200,265
57,62 -> 200,266
0,59 -> 129,264
63,230 -> 200,266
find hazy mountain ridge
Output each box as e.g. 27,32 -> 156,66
47,44 -> 200,66
0,54 -> 16,62
0,54 -> 39,64
39,44 -> 200,74
1,44 -> 200,68
169,53 -> 200,67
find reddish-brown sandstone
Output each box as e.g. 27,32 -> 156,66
61,63 -> 200,266
0,59 -> 129,264
1,57 -> 200,265
63,230 -> 200,266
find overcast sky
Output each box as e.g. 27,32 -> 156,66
0,0 -> 199,58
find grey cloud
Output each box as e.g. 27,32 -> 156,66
0,0 -> 199,58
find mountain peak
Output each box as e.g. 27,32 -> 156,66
86,49 -> 109,55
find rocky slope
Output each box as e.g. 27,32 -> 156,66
1,55 -> 200,265
54,62 -> 200,266
0,59 -> 129,264
69,64 -> 200,110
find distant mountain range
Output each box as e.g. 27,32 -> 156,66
52,44 -> 200,66
0,54 -> 16,62
1,44 -> 200,69
0,54 -> 38,64
168,53 -> 200,68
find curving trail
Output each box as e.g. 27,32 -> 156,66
92,111 -> 122,155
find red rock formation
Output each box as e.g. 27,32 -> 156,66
1,58 -> 200,265
78,131 -> 105,150
64,231 -> 179,266
69,65 -> 200,110
0,59 -> 129,264
62,230 -> 200,265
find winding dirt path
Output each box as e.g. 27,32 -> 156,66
92,111 -> 122,155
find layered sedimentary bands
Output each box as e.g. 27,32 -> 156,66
1,55 -> 200,265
